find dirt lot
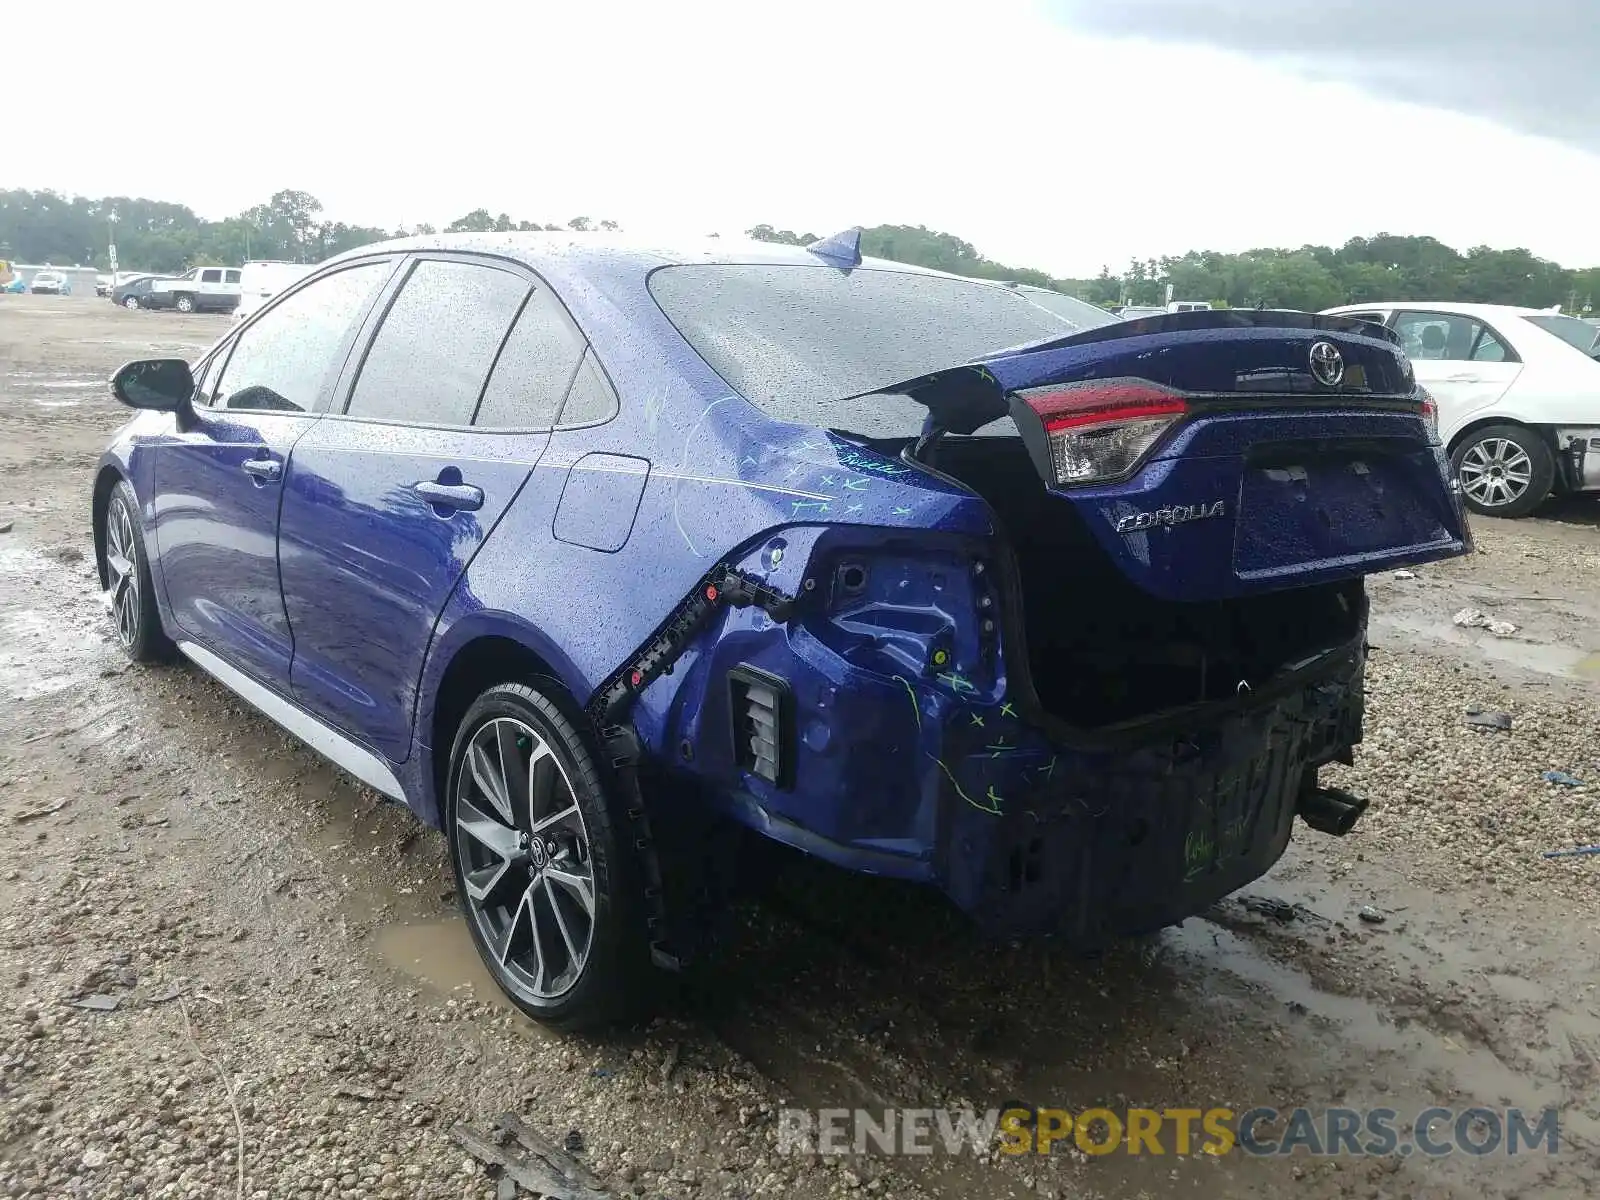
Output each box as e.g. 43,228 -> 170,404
2,294 -> 1598,1199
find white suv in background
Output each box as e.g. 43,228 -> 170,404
149,266 -> 242,313
1323,302 -> 1600,517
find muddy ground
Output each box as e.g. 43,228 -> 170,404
1,294 -> 1598,1199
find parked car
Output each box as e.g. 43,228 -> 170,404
111,275 -> 172,309
29,270 -> 68,295
235,260 -> 316,323
95,233 -> 1469,1030
148,265 -> 242,313
1113,305 -> 1168,321
96,275 -> 112,297
1323,301 -> 1600,517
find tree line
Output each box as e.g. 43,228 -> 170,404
3,187 -> 1594,313
0,188 -> 620,275
747,225 -> 1600,314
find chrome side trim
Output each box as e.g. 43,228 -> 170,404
175,640 -> 407,803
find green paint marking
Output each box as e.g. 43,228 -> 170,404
1000,701 -> 1018,719
930,756 -> 1002,815
986,786 -> 1005,810
821,474 -> 837,486
969,712 -> 985,728
892,675 -> 922,733
936,671 -> 977,694
892,505 -> 914,517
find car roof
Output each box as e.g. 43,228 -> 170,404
1323,301 -> 1554,318
322,231 -> 968,281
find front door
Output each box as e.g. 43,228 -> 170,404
151,259 -> 396,687
279,257 -> 588,762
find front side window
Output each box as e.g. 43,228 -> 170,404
345,259 -> 530,426
213,261 -> 391,413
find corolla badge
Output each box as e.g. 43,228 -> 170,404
1114,500 -> 1227,534
1308,340 -> 1345,387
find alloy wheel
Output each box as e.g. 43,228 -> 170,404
123,296 -> 139,310
1458,437 -> 1533,509
104,497 -> 141,648
453,716 -> 596,1002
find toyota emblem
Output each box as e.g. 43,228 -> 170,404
1309,341 -> 1345,387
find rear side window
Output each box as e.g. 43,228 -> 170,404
201,269 -> 222,284
1525,314 -> 1600,357
648,264 -> 1071,431
224,269 -> 241,284
473,287 -> 586,428
555,349 -> 619,427
346,260 -> 529,426
214,261 -> 391,412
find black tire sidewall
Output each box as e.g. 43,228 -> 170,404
105,480 -> 173,662
1450,424 -> 1554,519
176,295 -> 193,313
444,681 -> 649,1031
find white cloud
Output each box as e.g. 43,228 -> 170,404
13,0 -> 1600,276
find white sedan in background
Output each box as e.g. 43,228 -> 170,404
1322,301 -> 1600,517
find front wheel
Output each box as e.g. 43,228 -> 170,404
100,480 -> 174,662
122,296 -> 141,310
445,682 -> 652,1031
1451,424 -> 1554,518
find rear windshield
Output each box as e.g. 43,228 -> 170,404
1525,314 -> 1600,357
648,263 -> 1077,432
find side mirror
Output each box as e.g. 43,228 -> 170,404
111,358 -> 195,412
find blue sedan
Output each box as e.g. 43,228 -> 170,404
94,232 -> 1469,1029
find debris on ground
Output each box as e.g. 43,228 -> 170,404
1358,906 -> 1387,925
1543,845 -> 1600,860
1393,569 -> 1417,579
12,798 -> 68,823
1236,894 -> 1331,926
0,519 -> 12,534
1453,608 -> 1518,637
1464,707 -> 1514,731
451,1113 -> 611,1200
68,994 -> 120,1012
1542,770 -> 1585,787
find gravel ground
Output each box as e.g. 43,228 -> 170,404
1,295 -> 1598,1199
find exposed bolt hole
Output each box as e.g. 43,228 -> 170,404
839,564 -> 867,592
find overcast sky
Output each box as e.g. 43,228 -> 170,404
11,0 -> 1599,276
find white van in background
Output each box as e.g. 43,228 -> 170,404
235,260 -> 316,322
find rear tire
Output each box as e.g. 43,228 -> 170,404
445,681 -> 653,1032
100,480 -> 175,663
1451,424 -> 1554,519
174,294 -> 195,314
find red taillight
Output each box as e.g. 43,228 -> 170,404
1017,381 -> 1187,485
1417,386 -> 1440,441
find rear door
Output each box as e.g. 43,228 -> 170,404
1391,309 -> 1522,442
277,255 -> 588,762
150,258 -> 397,686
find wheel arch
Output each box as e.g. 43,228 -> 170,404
420,620 -> 593,827
1446,414 -> 1555,458
91,465 -> 125,589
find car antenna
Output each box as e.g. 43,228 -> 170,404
805,227 -> 863,269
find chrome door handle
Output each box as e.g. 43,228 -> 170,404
1447,373 -> 1482,384
414,480 -> 484,511
241,457 -> 281,482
